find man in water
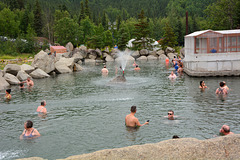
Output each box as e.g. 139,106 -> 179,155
36,100 -> 47,114
168,71 -> 177,79
168,110 -> 175,120
20,77 -> 34,87
219,125 -> 234,135
216,82 -> 228,94
101,65 -> 109,74
125,106 -> 149,127
134,65 -> 140,71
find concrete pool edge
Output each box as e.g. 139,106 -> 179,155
17,134 -> 240,160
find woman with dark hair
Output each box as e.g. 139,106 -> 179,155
20,120 -> 41,139
199,81 -> 207,89
5,89 -> 12,100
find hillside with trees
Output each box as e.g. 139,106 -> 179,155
0,0 -> 239,55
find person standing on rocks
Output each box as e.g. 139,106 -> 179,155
219,125 -> 234,135
125,106 -> 149,127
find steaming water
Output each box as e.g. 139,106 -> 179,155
1,61 -> 240,160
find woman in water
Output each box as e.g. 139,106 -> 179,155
5,89 -> 11,100
20,120 -> 41,139
199,81 -> 207,89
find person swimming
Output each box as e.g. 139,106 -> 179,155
134,65 -> 140,71
216,82 -> 228,95
5,89 -> 11,100
20,120 -> 41,139
168,71 -> 177,79
199,81 -> 207,89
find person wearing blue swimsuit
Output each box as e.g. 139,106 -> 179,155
20,120 -> 41,139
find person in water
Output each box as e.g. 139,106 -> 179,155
133,61 -> 137,67
167,110 -> 176,120
219,125 -> 234,135
20,120 -> 41,139
20,77 -> 34,87
36,100 -> 47,114
177,64 -> 183,74
199,81 -> 207,89
215,82 -> 228,95
19,83 -> 25,89
101,65 -> 109,74
125,106 -> 149,127
222,81 -> 229,91
134,65 -> 141,71
168,71 -> 177,79
5,89 -> 11,100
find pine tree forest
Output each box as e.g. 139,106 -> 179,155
0,0 -> 239,55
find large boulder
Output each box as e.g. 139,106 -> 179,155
4,73 -> 20,84
72,52 -> 83,63
88,49 -> 98,60
149,51 -> 158,57
159,54 -> 167,60
137,56 -> 148,61
0,76 -> 10,90
156,50 -> 165,56
95,48 -> 102,57
79,45 -> 87,53
147,55 -> 158,60
131,51 -> 140,59
65,42 -> 74,51
29,69 -> 50,79
31,50 -> 55,74
110,49 -> 120,59
21,64 -> 35,74
105,55 -> 114,62
57,57 -> 75,70
167,53 -> 177,59
115,55 -> 135,62
17,71 -> 31,81
73,63 -> 83,72
139,49 -> 149,56
3,64 -> 21,76
55,61 -> 72,74
0,70 -> 3,77
60,134 -> 240,160
62,52 -> 70,58
165,47 -> 175,54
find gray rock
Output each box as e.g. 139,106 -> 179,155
131,51 -> 140,59
0,70 -> 3,77
55,53 -> 63,61
115,55 -> 135,62
104,47 -> 109,53
0,76 -> 10,90
65,42 -> 74,51
88,49 -> 97,60
73,63 -> 83,72
102,53 -> 108,59
95,59 -> 105,63
159,54 -> 167,60
29,69 -> 50,79
60,134 -> 240,160
167,53 -> 177,59
21,64 -> 35,74
72,52 -> 83,63
165,47 -> 175,53
77,60 -> 82,65
149,51 -> 157,57
79,50 -> 88,59
105,55 -> 114,62
55,61 -> 73,74
31,50 -> 55,74
180,47 -> 185,57
95,48 -> 102,57
156,50 -> 165,56
110,75 -> 126,83
57,57 -> 75,70
139,49 -> 149,56
44,49 -> 50,53
4,73 -> 20,84
137,56 -> 148,61
17,70 -> 31,81
147,55 -> 158,60
62,52 -> 70,58
3,64 -> 21,76
79,45 -> 87,53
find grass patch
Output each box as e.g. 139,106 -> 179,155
0,54 -> 33,70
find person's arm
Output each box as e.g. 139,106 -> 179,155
135,118 -> 149,127
33,129 -> 41,137
19,130 -> 25,139
215,89 -> 219,94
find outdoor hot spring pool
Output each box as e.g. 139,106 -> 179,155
0,61 -> 240,159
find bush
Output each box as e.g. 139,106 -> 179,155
0,41 -> 18,56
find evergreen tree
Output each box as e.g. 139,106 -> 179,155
118,23 -> 130,50
85,0 -> 91,19
159,22 -> 177,51
116,15 -> 122,31
78,1 -> 85,24
104,30 -> 113,48
174,16 -> 183,46
133,9 -> 151,50
79,16 -> 95,44
20,4 -> 31,34
102,11 -> 107,30
33,0 -> 43,36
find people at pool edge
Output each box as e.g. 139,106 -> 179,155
19,77 -> 34,87
199,81 -> 207,89
36,100 -> 47,114
101,65 -> 109,74
125,106 -> 149,127
215,81 -> 228,94
20,120 -> 41,139
5,89 -> 11,100
219,125 -> 234,135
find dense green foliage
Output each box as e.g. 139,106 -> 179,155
0,0 -> 239,55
